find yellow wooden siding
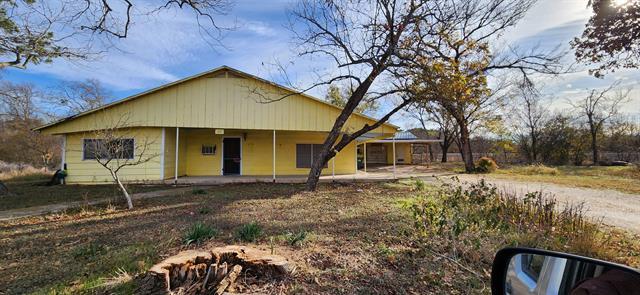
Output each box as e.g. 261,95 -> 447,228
39,73 -> 395,136
163,128 -> 176,178
164,129 -> 356,177
385,142 -> 412,164
400,143 -> 412,164
64,128 -> 163,183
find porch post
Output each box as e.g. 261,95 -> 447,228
392,136 -> 396,179
61,135 -> 66,170
160,128 -> 165,180
332,157 -> 335,182
272,129 -> 276,182
60,135 -> 66,184
363,142 -> 367,173
174,127 -> 179,185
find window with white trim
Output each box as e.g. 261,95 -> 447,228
83,138 -> 134,160
296,144 -> 328,168
201,145 -> 216,155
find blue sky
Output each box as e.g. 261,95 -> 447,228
4,0 -> 640,128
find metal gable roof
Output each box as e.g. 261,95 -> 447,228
34,65 -> 399,132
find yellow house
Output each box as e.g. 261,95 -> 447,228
35,66 -> 398,184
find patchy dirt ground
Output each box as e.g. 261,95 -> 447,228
1,182 -> 482,294
438,174 -> 640,234
1,181 -> 638,295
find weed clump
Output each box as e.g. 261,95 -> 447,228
184,222 -> 218,245
517,164 -> 560,175
413,178 -> 426,191
284,230 -> 309,246
405,179 -> 607,261
237,222 -> 263,242
192,188 -> 207,195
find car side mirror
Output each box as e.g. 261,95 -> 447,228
491,247 -> 640,295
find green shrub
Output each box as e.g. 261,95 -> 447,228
518,164 -> 560,175
237,222 -> 262,242
284,230 -> 308,246
184,222 -> 218,245
475,157 -> 498,173
199,207 -> 211,215
192,188 -> 207,195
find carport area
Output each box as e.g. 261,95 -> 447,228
356,130 -> 442,175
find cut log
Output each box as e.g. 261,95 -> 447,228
215,264 -> 242,295
202,264 -> 214,288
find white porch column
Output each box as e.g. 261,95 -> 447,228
160,128 -> 165,180
332,157 -> 335,182
363,142 -> 367,173
60,135 -> 66,170
174,127 -> 179,185
272,129 -> 276,182
392,136 -> 396,179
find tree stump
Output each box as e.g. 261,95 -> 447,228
136,246 -> 293,294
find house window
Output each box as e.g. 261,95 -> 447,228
202,145 -> 216,155
296,144 -> 328,168
83,138 -> 134,160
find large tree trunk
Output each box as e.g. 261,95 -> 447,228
530,127 -> 538,164
305,97 -> 412,191
458,122 -> 475,172
440,141 -> 450,163
591,128 -> 599,165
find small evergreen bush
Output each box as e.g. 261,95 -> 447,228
475,157 -> 498,173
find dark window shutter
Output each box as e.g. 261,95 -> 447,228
83,138 -> 134,160
121,139 -> 135,159
296,144 -> 312,168
83,139 -> 97,160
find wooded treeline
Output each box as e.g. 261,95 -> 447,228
0,80 -> 109,168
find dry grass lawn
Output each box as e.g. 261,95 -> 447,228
491,165 -> 640,194
0,175 -> 168,210
1,182 -> 638,294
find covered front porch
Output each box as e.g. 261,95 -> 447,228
163,127 -> 394,183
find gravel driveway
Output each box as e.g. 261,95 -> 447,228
422,174 -> 640,234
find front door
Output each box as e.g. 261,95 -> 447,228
222,138 -> 241,175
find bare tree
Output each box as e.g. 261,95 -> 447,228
0,0 -> 233,70
407,0 -> 564,172
0,81 -> 38,121
407,101 -> 457,162
86,113 -> 157,209
511,81 -> 548,164
0,82 -> 59,167
569,82 -> 630,165
282,0 -> 430,190
47,79 -> 110,116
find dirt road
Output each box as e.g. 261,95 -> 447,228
423,174 -> 640,234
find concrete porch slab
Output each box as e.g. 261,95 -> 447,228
168,165 -> 438,185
